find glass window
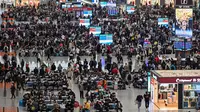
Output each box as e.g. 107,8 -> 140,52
183,84 -> 200,108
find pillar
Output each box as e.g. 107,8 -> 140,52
160,0 -> 164,6
135,0 -> 140,6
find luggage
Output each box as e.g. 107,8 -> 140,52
19,99 -> 25,107
74,101 -> 79,108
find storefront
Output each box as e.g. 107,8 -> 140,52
15,0 -> 40,6
149,70 -> 200,110
141,0 -> 159,5
165,0 -> 174,5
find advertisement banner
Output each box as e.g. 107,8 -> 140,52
175,9 -> 193,38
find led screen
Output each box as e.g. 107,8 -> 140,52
107,0 -> 116,7
126,5 -> 135,14
79,19 -> 90,27
99,34 -> 113,44
158,18 -> 169,28
89,26 -> 101,35
174,41 -> 192,50
83,10 -> 92,17
61,4 -> 67,8
72,4 -> 82,7
108,7 -> 118,16
100,2 -> 107,7
92,0 -> 99,3
175,9 -> 193,38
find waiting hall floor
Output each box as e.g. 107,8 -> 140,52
0,55 -> 196,112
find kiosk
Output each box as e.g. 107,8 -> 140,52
149,70 -> 200,110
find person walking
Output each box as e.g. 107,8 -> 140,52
10,83 -> 16,99
196,93 -> 200,110
136,95 -> 143,110
79,81 -> 84,99
47,52 -> 51,61
21,59 -> 24,71
127,74 -> 132,88
143,92 -> 150,111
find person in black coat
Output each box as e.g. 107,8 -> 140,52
51,63 -> 56,71
34,67 -> 38,75
10,83 -> 16,99
21,59 -> 24,71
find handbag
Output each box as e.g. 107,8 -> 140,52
135,100 -> 138,105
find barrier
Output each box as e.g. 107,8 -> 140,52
0,107 -> 3,112
0,82 -> 3,89
0,52 -> 16,56
4,107 -> 17,112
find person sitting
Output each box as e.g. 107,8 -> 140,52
95,100 -> 103,112
82,100 -> 91,112
116,101 -> 123,112
53,100 -> 60,112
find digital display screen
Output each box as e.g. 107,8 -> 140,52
89,26 -> 101,35
126,5 -> 135,14
72,4 -> 82,7
100,2 -> 107,7
99,34 -> 113,44
83,10 -> 92,17
92,0 -> 99,3
79,19 -> 90,27
108,7 -> 118,16
175,0 -> 193,6
61,4 -> 67,8
175,9 -> 193,38
158,18 -> 169,28
107,3 -> 116,7
107,0 -> 116,7
174,41 -> 192,50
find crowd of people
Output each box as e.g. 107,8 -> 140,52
0,1 -> 200,112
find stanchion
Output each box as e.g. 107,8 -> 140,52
3,107 -> 4,112
3,80 -> 6,97
17,107 -> 19,112
16,82 -> 18,97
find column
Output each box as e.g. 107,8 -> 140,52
160,0 -> 164,6
135,0 -> 140,6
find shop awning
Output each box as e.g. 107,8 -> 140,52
151,70 -> 200,83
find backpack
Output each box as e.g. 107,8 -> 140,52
127,74 -> 132,81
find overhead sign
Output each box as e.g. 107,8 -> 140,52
67,7 -> 92,11
159,77 -> 200,83
176,78 -> 200,83
175,0 -> 193,6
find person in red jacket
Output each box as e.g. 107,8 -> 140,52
155,56 -> 160,63
112,67 -> 118,75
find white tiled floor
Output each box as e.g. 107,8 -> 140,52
0,54 -> 196,112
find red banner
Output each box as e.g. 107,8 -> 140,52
67,7 -> 92,11
158,77 -> 200,83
